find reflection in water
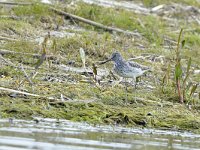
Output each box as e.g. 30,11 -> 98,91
0,118 -> 200,150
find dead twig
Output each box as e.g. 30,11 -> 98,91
1,3 -> 141,36
0,54 -> 17,68
1,55 -> 34,86
18,51 -> 47,86
19,64 -> 34,86
50,7 -> 141,37
0,15 -> 21,20
0,49 -> 56,60
0,87 -> 96,104
192,16 -> 200,25
0,36 -> 18,41
49,99 -> 95,104
0,87 -> 39,97
0,54 -> 37,70
0,2 -> 32,5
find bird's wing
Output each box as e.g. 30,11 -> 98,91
127,61 -> 150,71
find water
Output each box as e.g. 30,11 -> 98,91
0,118 -> 200,150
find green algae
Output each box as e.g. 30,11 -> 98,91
1,95 -> 200,132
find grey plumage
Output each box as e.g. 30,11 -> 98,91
99,52 -> 150,103
109,52 -> 150,80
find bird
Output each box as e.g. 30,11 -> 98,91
100,52 -> 150,82
99,52 -> 151,104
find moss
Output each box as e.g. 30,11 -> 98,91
155,109 -> 200,130
1,91 -> 200,132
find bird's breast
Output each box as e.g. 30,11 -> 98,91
113,64 -> 143,78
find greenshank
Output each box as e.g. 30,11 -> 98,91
100,52 -> 150,82
100,52 -> 150,104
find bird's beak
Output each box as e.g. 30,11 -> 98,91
98,57 -> 112,65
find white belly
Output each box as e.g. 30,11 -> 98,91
114,67 -> 143,78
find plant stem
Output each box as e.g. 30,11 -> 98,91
177,79 -> 183,103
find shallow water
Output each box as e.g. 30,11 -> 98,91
0,118 -> 200,150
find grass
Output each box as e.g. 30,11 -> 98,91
0,18 -> 35,35
13,3 -> 51,17
69,2 -> 166,46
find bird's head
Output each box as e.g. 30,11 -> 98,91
110,52 -> 122,62
99,51 -> 123,65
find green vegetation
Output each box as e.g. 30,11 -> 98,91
13,3 -> 51,17
69,2 -> 165,46
0,0 -> 200,133
0,18 -> 35,35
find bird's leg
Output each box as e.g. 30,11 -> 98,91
119,77 -> 123,84
134,89 -> 138,104
130,77 -> 137,89
133,76 -> 142,89
132,77 -> 137,104
134,77 -> 140,89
